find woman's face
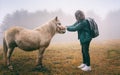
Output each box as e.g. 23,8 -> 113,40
75,14 -> 81,21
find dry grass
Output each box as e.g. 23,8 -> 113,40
0,40 -> 120,75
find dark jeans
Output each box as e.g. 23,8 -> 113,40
81,40 -> 91,66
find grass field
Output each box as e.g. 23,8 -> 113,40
0,40 -> 120,75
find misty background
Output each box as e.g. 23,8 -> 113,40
0,9 -> 120,45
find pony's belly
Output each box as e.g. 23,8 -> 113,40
16,40 -> 40,51
18,45 -> 39,51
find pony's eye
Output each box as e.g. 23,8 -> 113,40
58,23 -> 61,25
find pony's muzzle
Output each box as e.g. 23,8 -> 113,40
61,30 -> 66,33
60,27 -> 66,33
57,25 -> 66,34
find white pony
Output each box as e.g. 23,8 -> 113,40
3,17 -> 66,70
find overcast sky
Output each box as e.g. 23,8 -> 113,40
0,0 -> 120,24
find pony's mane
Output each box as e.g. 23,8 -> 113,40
33,19 -> 56,35
34,18 -> 55,29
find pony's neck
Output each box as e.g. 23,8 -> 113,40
34,20 -> 56,38
46,21 -> 56,38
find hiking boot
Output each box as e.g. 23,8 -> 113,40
78,63 -> 86,68
81,65 -> 91,71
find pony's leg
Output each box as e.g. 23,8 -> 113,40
7,47 -> 14,70
3,37 -> 8,66
36,47 -> 46,68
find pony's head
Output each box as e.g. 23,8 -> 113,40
52,17 -> 66,34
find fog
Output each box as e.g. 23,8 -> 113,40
0,9 -> 120,45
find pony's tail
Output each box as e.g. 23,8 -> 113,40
3,37 -> 8,65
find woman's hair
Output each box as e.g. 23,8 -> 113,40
75,10 -> 85,20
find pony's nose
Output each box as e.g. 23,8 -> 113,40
63,30 -> 66,33
62,29 -> 66,33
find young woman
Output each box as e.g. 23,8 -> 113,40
66,10 -> 92,71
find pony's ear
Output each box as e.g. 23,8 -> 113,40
55,16 -> 58,21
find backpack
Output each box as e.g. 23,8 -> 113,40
86,17 -> 99,38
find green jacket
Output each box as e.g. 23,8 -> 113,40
67,19 -> 92,44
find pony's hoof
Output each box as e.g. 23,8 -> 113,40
8,65 -> 14,70
32,65 -> 43,71
36,65 -> 43,69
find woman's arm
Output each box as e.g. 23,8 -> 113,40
67,21 -> 78,28
67,20 -> 87,31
